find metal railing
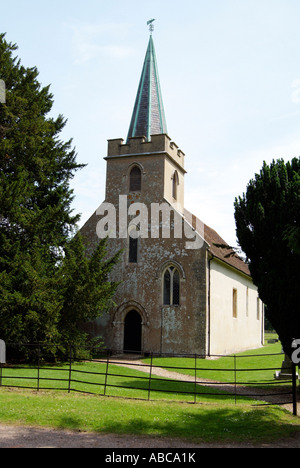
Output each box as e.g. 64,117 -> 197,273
0,344 -> 298,414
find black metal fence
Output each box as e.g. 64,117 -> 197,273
0,343 -> 299,414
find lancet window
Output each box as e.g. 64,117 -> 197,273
163,266 -> 180,305
129,166 -> 142,192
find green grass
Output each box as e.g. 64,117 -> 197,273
0,333 -> 290,405
0,334 -> 299,444
0,388 -> 299,444
0,360 -> 256,404
142,333 -> 285,386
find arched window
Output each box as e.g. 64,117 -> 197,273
129,166 -> 142,192
172,171 -> 179,200
163,266 -> 180,305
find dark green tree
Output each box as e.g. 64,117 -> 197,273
0,33 -> 81,346
234,158 -> 300,357
0,33 -> 119,357
58,234 -> 120,355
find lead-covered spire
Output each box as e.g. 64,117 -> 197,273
126,34 -> 167,143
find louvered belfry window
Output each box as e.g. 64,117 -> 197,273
129,166 -> 142,192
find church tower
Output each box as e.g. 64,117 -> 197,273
85,28 -> 203,355
105,30 -> 186,215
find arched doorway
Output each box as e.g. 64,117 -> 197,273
124,310 -> 142,353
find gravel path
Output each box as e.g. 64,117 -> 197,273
1,424 -> 300,448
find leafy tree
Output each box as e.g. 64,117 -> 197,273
58,234 -> 120,356
0,33 -> 120,358
234,158 -> 300,357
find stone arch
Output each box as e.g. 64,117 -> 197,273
157,260 -> 186,280
112,301 -> 149,353
126,161 -> 145,176
113,300 -> 149,325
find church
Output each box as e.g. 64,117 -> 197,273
80,30 -> 264,356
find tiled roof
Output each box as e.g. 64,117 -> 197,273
127,35 -> 167,142
204,223 -> 251,277
184,208 -> 250,277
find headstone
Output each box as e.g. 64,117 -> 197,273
275,354 -> 299,380
0,340 -> 6,364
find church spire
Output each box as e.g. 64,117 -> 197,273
126,26 -> 167,143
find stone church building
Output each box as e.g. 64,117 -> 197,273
81,33 -> 264,356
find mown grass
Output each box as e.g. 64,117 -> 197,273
0,388 -> 299,444
142,333 -> 285,386
0,359 -> 256,405
0,333 -> 291,405
1,333 -> 299,444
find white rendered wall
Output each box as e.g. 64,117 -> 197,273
209,259 -> 264,356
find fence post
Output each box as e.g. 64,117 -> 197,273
68,345 -> 72,393
104,350 -> 110,396
234,355 -> 237,405
292,362 -> 298,416
148,353 -> 153,401
37,343 -> 40,392
194,354 -> 197,404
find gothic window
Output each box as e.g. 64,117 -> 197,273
172,171 -> 179,200
163,269 -> 171,305
163,266 -> 180,305
129,166 -> 142,192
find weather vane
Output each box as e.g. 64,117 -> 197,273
147,18 -> 155,34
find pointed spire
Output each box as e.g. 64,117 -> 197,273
126,34 -> 167,143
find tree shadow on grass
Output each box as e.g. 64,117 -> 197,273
90,406 -> 300,444
57,416 -> 83,432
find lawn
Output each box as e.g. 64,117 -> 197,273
0,334 -> 299,444
0,333 -> 292,405
0,359 -> 257,404
142,333 -> 286,386
0,388 -> 299,444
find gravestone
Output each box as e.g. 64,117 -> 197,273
275,353 -> 299,380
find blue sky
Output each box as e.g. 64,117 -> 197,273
2,0 -> 300,247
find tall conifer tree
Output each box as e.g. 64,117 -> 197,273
0,34 -> 119,355
234,158 -> 300,357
